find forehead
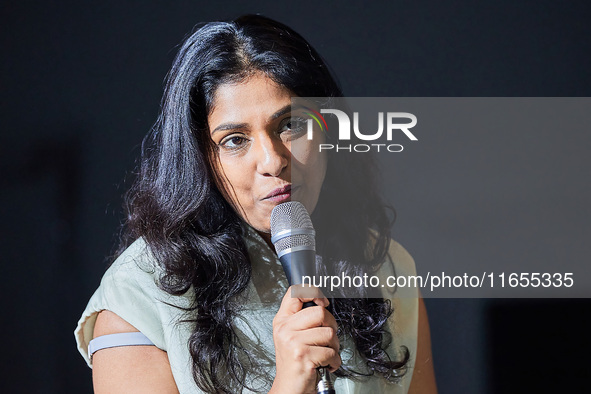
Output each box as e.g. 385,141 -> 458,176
208,74 -> 293,127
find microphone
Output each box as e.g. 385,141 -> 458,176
271,201 -> 336,394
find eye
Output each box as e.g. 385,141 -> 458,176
279,117 -> 307,139
219,134 -> 248,149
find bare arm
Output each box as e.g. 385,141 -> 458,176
92,310 -> 180,394
408,297 -> 438,394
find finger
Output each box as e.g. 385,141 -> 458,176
297,326 -> 340,352
291,283 -> 328,303
292,284 -> 328,308
289,305 -> 338,332
308,346 -> 342,373
277,286 -> 329,316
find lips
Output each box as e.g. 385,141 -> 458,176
264,185 -> 292,200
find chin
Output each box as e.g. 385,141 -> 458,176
246,215 -> 272,235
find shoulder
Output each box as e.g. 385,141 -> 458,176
102,237 -> 158,287
97,238 -> 170,315
98,237 -> 193,324
99,238 -> 191,307
367,230 -> 417,285
94,310 -> 140,337
74,238 -> 190,366
384,238 -> 417,278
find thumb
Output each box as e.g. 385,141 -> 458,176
277,285 -> 329,316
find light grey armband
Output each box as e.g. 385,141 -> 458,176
88,332 -> 155,359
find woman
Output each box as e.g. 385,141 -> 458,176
74,15 -> 436,393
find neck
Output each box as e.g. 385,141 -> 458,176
256,230 -> 275,252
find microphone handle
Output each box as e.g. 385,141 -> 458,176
302,301 -> 317,308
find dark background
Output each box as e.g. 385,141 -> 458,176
1,1 -> 590,393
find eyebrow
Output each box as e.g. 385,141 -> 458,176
211,104 -> 296,136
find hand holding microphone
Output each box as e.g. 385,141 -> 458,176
270,202 -> 338,394
270,286 -> 340,394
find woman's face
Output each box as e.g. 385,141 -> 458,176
207,73 -> 327,240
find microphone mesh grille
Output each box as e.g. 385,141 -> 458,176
270,202 -> 315,254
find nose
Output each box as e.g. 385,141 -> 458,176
254,132 -> 289,177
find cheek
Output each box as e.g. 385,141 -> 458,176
312,152 -> 327,198
212,155 -> 254,210
291,127 -> 326,166
292,135 -> 327,212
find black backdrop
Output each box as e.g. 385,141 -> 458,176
1,1 -> 590,393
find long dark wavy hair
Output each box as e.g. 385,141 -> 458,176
116,14 -> 409,393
